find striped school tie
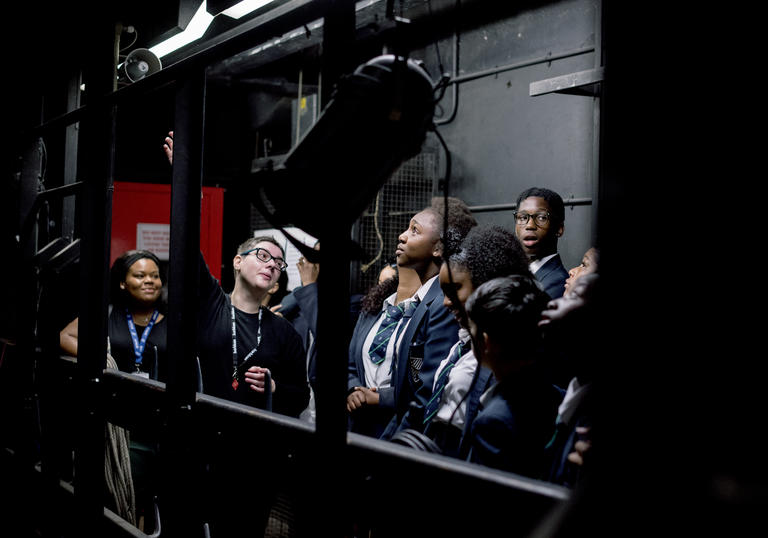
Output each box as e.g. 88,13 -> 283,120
422,341 -> 466,424
367,298 -> 419,365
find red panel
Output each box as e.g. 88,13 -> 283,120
110,181 -> 224,280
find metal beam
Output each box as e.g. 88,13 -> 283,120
161,68 -> 207,538
72,16 -> 117,535
529,66 -> 604,97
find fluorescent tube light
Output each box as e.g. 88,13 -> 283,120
221,0 -> 275,19
149,1 -> 216,59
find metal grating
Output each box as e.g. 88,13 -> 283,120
354,147 -> 438,294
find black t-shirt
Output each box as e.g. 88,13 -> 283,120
108,306 -> 168,380
196,254 -> 309,418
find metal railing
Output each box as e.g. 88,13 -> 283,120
8,1 -> 574,536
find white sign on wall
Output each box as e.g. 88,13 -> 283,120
136,223 -> 171,260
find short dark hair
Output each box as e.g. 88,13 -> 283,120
515,187 -> 565,224
449,225 -> 531,288
466,274 -> 550,352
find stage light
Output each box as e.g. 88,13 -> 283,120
251,54 -> 436,255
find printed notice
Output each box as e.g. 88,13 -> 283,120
136,223 -> 170,260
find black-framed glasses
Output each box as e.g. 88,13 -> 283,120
239,247 -> 288,271
513,211 -> 551,227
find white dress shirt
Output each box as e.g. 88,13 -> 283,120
432,328 -> 476,428
529,252 -> 558,275
361,275 -> 437,389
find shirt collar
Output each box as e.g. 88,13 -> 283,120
557,376 -> 590,425
458,327 -> 471,344
415,275 -> 438,302
479,379 -> 499,408
529,252 -> 558,275
382,292 -> 398,309
381,274 -> 437,312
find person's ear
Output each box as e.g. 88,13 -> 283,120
556,222 -> 565,238
233,254 -> 242,273
433,239 -> 443,258
473,330 -> 492,366
120,281 -> 126,290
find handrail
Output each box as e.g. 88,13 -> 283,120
93,361 -> 569,503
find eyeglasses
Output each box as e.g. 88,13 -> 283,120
513,211 -> 551,227
239,247 -> 288,271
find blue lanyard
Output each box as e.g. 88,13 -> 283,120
126,309 -> 159,371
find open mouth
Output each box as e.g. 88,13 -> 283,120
521,234 -> 539,247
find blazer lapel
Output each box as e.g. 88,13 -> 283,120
534,253 -> 561,280
392,278 -> 440,395
353,311 -> 382,375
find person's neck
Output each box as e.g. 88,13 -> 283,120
527,246 -> 557,262
129,305 -> 157,325
407,261 -> 439,287
231,283 -> 266,313
395,266 -> 422,303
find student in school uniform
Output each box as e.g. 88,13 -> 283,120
347,197 -> 477,440
465,274 -> 563,478
514,187 -> 569,299
422,225 -> 531,458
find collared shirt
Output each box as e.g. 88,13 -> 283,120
432,328 -> 476,427
478,379 -> 499,409
361,275 -> 437,389
529,252 -> 558,275
528,252 -> 557,275
557,376 -> 589,426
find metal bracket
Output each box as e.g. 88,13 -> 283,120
529,66 -> 603,97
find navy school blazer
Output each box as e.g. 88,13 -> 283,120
534,253 -> 569,299
379,277 -> 460,440
457,365 -> 495,460
347,306 -> 397,438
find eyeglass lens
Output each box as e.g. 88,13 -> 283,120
248,248 -> 287,269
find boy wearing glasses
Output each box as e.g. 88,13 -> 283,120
196,236 -> 310,418
514,187 -> 569,299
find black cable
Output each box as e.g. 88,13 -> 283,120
431,124 -> 452,257
119,26 -> 139,52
